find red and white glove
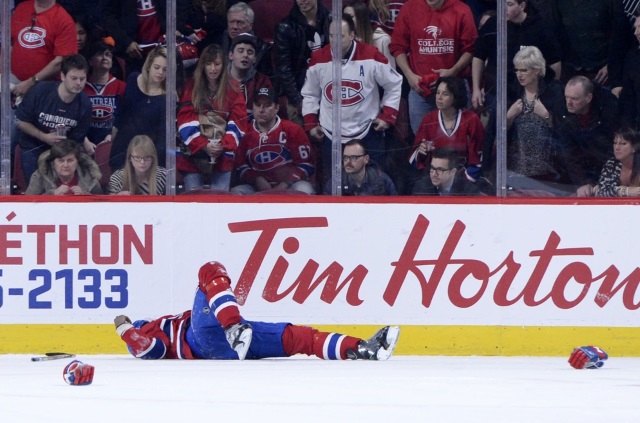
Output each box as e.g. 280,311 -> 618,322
568,346 -> 608,369
63,360 -> 95,385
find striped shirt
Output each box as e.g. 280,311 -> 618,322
108,167 -> 167,195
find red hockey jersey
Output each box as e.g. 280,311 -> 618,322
234,116 -> 315,185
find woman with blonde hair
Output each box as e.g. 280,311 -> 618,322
177,43 -> 248,191
506,46 -> 564,190
109,46 -> 169,171
108,135 -> 167,195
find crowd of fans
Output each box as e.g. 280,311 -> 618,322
2,0 -> 640,197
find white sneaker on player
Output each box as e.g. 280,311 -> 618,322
225,323 -> 253,360
347,326 -> 400,360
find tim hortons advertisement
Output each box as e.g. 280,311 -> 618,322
0,202 -> 638,326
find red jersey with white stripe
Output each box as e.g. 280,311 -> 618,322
410,108 -> 485,168
302,40 -> 402,140
177,78 -> 248,173
122,312 -> 195,360
234,116 -> 315,185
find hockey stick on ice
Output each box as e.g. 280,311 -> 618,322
31,352 -> 76,362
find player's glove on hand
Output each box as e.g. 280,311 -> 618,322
568,346 -> 608,369
63,360 -> 95,385
114,315 -> 132,329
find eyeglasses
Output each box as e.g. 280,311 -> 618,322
514,68 -> 531,74
130,155 -> 154,163
30,13 -> 37,31
342,154 -> 366,162
429,166 -> 453,176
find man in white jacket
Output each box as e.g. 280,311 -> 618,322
302,14 -> 402,189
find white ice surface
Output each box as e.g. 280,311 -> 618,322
1,355 -> 639,423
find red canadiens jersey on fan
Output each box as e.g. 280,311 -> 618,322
10,2 -> 77,81
301,40 -> 402,140
234,116 -> 315,185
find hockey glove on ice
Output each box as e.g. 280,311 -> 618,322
568,346 -> 608,369
63,360 -> 95,385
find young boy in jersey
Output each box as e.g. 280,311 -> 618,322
115,261 -> 400,361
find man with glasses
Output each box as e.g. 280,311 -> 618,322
303,15 -> 401,190
325,139 -> 397,195
412,147 -> 480,195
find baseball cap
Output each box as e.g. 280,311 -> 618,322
254,86 -> 278,103
230,33 -> 258,51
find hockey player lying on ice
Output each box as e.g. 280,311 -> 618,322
115,261 -> 400,361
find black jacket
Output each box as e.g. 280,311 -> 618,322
412,169 -> 481,196
104,0 -> 191,56
273,2 -> 331,106
620,47 -> 640,130
552,82 -> 619,186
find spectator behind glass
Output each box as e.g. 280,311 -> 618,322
506,46 -> 565,193
412,146 -> 480,195
325,139 -> 397,196
10,0 -> 77,100
103,0 -> 190,75
620,12 -> 640,130
227,33 -> 272,120
303,15 -> 402,191
72,13 -> 125,77
389,0 -> 477,134
221,2 -> 275,86
25,138 -> 103,195
15,54 -> 92,183
177,44 -> 248,191
369,0 -> 408,36
109,46 -> 168,171
108,135 -> 167,195
10,0 -> 78,161
343,1 -> 395,68
231,87 -> 316,195
576,129 -> 640,197
275,0 -> 331,125
410,77 -> 484,180
185,0 -> 228,54
552,75 -> 620,190
551,0 -> 623,89
82,41 -> 127,156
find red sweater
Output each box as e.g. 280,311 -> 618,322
389,0 -> 477,78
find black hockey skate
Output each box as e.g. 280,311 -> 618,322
225,323 -> 253,360
347,326 -> 400,360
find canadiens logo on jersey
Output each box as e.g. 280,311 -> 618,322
419,26 -> 453,55
18,27 -> 46,48
248,144 -> 292,172
323,80 -> 365,106
380,1 -> 407,32
137,0 -> 158,17
92,104 -> 115,124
